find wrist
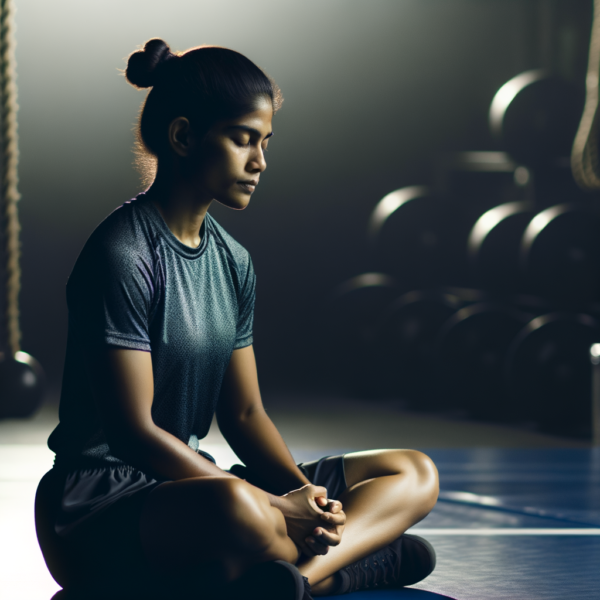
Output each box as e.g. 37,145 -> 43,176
267,492 -> 288,513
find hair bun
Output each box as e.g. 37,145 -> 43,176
125,38 -> 174,89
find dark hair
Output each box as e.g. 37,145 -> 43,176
125,38 -> 283,183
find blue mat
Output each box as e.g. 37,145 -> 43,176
409,448 -> 600,600
304,447 -> 600,600
321,590 -> 455,599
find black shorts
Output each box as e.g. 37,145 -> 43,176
36,453 -> 347,596
230,454 -> 348,500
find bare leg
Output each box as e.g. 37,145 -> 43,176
297,449 -> 439,595
140,476 -> 298,585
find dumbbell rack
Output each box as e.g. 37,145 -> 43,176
322,69 -> 600,441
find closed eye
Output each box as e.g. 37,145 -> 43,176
225,125 -> 273,149
232,138 -> 269,153
233,137 -> 251,147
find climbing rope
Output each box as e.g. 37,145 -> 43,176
571,0 -> 600,191
0,0 -> 21,356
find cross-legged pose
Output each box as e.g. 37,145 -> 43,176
34,39 -> 439,600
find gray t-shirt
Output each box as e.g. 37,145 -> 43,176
48,193 -> 255,469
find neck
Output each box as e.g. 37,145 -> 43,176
146,162 -> 212,249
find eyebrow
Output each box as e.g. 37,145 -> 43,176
225,125 -> 273,139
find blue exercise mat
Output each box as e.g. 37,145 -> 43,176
321,589 -> 455,599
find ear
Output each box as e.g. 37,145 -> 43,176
167,117 -> 193,157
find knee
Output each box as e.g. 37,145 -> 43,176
386,450 -> 437,483
407,451 -> 439,485
383,450 -> 438,506
405,450 -> 439,510
216,478 -> 285,553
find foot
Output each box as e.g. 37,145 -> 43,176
398,533 -> 437,586
329,533 -> 436,594
222,560 -> 313,600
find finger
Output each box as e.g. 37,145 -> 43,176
309,485 -> 329,499
302,537 -> 327,557
298,540 -> 320,558
321,510 -> 346,526
305,535 -> 329,555
321,509 -> 346,523
312,527 -> 341,547
315,496 -> 329,507
327,500 -> 343,513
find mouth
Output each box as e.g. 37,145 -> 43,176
237,180 -> 258,194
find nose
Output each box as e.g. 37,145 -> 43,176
249,146 -> 267,173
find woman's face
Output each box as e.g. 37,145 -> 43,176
192,96 -> 274,210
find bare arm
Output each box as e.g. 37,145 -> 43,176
87,345 -> 344,556
87,347 -> 235,481
216,345 -> 311,494
216,345 -> 346,554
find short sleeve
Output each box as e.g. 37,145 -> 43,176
233,256 -> 256,349
67,233 -> 155,352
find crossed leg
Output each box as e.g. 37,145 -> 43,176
298,449 -> 439,595
139,476 -> 299,587
139,449 -> 438,595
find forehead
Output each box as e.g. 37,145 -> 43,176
228,97 -> 273,133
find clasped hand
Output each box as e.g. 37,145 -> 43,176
279,484 -> 346,558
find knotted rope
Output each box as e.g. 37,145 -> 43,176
571,0 -> 600,191
0,0 -> 21,356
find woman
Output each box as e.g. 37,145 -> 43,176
35,39 -> 439,600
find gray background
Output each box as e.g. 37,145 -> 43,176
12,0 -> 588,392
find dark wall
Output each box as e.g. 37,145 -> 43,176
12,0 -> 590,393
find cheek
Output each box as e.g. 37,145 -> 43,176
193,158 -> 227,189
203,149 -> 242,186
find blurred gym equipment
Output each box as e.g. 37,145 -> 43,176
367,186 -> 447,289
468,201 -> 536,294
434,303 -> 530,420
506,312 -> 600,437
433,152 -> 532,287
0,0 -> 45,417
590,343 -> 600,445
571,0 -> 600,191
323,273 -> 401,397
323,0 -> 600,440
490,70 -> 584,167
520,203 -> 600,303
373,290 -> 463,405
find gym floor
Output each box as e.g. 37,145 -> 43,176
0,392 -> 597,600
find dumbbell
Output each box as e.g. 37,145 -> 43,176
372,290 -> 464,405
433,152 -> 532,288
489,70 -> 584,166
367,186 -> 448,288
434,303 -> 530,419
520,203 -> 600,303
468,201 -> 536,294
0,351 -> 46,418
505,312 -> 600,437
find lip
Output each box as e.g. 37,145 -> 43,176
237,180 -> 258,193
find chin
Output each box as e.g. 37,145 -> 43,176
216,194 -> 251,211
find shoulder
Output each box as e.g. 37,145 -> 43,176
79,197 -> 156,265
206,213 -> 253,278
68,197 -> 158,294
95,198 -> 155,251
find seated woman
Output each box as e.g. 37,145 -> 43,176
34,38 -> 439,600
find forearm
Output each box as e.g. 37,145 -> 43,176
113,422 -> 236,482
219,407 -> 310,494
114,421 -> 289,510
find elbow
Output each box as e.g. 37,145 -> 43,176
218,403 -> 263,431
105,419 -> 157,466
